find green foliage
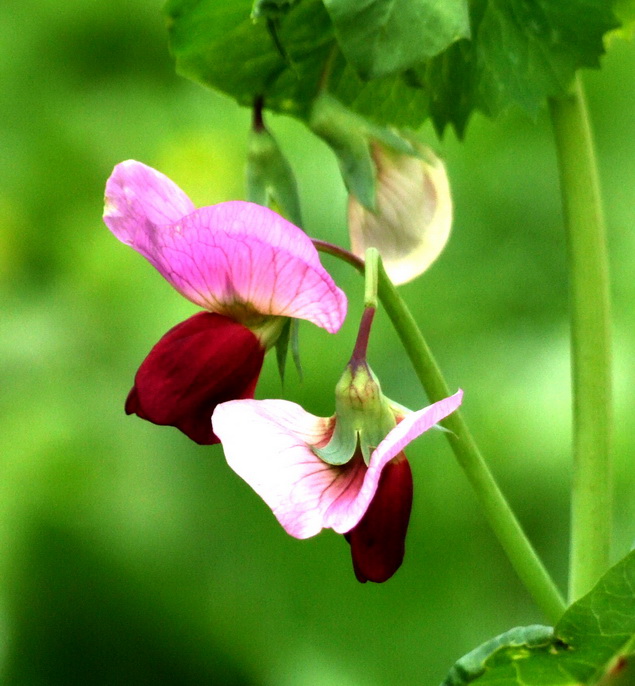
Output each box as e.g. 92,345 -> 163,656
440,625 -> 554,686
251,0 -> 300,20
441,550 -> 635,685
470,1 -> 616,118
612,0 -> 635,38
165,0 -> 620,136
165,0 -> 335,120
4,1 -> 635,684
322,0 -> 470,79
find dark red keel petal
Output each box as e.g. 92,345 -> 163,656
345,455 -> 413,583
126,312 -> 265,445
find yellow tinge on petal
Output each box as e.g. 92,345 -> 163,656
348,143 -> 452,285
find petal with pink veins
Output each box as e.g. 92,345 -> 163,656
104,161 -> 346,333
213,399 -> 373,538
152,203 -> 346,333
212,390 -> 463,540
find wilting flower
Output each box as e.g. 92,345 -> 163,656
213,379 -> 462,582
348,142 -> 452,285
103,160 -> 346,444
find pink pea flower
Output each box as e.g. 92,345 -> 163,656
103,160 -> 346,444
213,389 -> 463,582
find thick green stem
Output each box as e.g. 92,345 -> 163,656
376,264 -> 566,622
549,75 -> 612,602
314,241 -> 566,622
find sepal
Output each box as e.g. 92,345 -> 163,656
246,125 -> 303,227
309,93 -> 417,211
313,362 -> 396,466
275,318 -> 292,384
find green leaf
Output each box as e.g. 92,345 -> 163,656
166,0 -> 336,120
165,0 -> 619,138
330,61 -> 431,129
423,0 -> 619,135
414,38 -> 475,137
611,0 -> 635,39
251,0 -> 299,20
440,625 -> 554,686
440,550 -> 635,685
322,0 -> 470,79
476,0 -> 617,117
166,0 -> 433,129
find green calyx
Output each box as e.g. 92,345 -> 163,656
247,315 -> 287,351
313,362 -> 397,467
246,124 -> 303,227
309,93 -> 419,212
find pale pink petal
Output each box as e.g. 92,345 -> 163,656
103,160 -> 195,266
214,391 -> 462,540
370,389 -> 463,471
213,399 -> 376,538
150,203 -> 347,333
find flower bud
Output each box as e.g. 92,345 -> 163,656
348,142 -> 452,285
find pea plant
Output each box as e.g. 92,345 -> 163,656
104,1 -> 635,683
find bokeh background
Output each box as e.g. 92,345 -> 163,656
2,1 -> 634,684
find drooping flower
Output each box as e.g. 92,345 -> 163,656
213,376 -> 463,582
348,142 -> 453,285
103,160 -> 346,444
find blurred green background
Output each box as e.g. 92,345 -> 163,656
2,1 -> 634,684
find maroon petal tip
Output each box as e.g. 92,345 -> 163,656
345,456 -> 413,583
125,312 -> 265,445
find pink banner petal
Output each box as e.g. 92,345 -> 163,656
104,162 -> 346,333
153,203 -> 346,333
